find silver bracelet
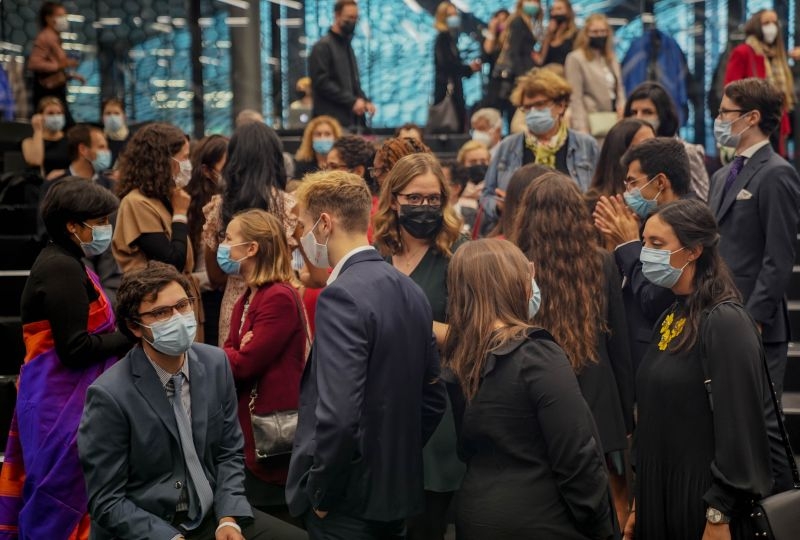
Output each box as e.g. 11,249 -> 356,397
215,521 -> 242,534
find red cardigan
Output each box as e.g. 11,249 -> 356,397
223,281 -> 307,484
724,43 -> 790,154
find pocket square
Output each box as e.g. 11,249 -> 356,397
736,189 -> 753,201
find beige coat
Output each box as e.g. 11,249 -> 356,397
564,48 -> 626,134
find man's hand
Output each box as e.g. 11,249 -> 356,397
352,98 -> 367,115
702,522 -> 731,540
594,194 -> 641,246
314,509 -> 328,519
365,101 -> 377,115
216,518 -> 244,540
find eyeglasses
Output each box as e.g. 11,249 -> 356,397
137,297 -> 195,322
717,108 -> 746,118
624,175 -> 654,190
395,192 -> 443,207
368,166 -> 386,178
519,99 -> 553,113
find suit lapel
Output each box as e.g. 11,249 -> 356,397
716,145 -> 771,221
188,348 -> 208,459
131,346 -> 180,443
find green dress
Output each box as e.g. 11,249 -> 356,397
386,239 -> 467,492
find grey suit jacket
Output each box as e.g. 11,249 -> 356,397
564,48 -> 626,133
709,143 -> 800,343
78,343 -> 252,540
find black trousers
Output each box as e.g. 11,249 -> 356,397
305,510 -> 405,540
177,508 -> 307,540
764,341 -> 788,403
406,490 -> 454,540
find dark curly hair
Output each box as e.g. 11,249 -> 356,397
508,172 -> 608,372
117,123 -> 188,204
186,134 -> 228,258
331,135 -> 376,191
115,261 -> 191,341
221,122 -> 287,228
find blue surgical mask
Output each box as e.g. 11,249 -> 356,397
75,222 -> 112,257
300,217 -> 330,268
523,1 -> 541,17
44,114 -> 65,132
446,14 -> 461,30
313,138 -> 334,155
640,246 -> 688,288
529,278 -> 542,318
216,242 -> 251,275
92,149 -> 112,172
526,108 -> 555,135
104,114 -> 125,133
623,177 -> 661,218
713,113 -> 750,148
140,312 -> 197,356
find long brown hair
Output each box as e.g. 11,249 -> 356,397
508,172 -> 607,372
295,115 -> 342,162
186,134 -> 228,259
444,239 -> 532,400
117,123 -> 187,203
373,153 -> 462,257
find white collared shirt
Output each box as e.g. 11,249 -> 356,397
737,139 -> 771,163
327,245 -> 375,285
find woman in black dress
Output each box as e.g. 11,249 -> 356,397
627,199 -> 777,540
509,171 -> 634,528
432,2 -> 481,133
443,238 -> 614,539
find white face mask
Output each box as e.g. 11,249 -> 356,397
172,157 -> 192,188
762,23 -> 779,45
300,216 -> 330,268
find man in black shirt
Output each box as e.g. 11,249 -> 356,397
308,0 -> 376,130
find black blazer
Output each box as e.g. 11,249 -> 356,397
709,144 -> 800,343
286,249 -> 446,521
309,30 -> 368,129
433,31 -> 471,106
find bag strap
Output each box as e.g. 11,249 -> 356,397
699,300 -> 800,487
249,283 -> 312,408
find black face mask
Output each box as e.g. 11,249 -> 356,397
398,205 -> 444,239
467,164 -> 488,182
589,36 -> 608,50
340,20 -> 356,37
552,14 -> 568,25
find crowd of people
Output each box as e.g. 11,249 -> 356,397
1,1 -> 800,540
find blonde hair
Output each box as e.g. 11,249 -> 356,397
295,115 -> 342,162
456,140 -> 490,164
510,68 -> 572,107
574,13 -> 615,61
233,209 -> 297,288
295,170 -> 372,233
373,153 -> 462,257
37,96 -> 64,114
434,2 -> 455,32
443,239 -> 533,400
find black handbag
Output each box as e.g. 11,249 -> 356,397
426,84 -> 460,134
699,302 -> 800,539
245,284 -> 310,460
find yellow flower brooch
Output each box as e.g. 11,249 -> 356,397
658,312 -> 686,351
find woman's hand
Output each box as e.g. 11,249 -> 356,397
240,331 -> 254,348
31,114 -> 44,133
623,510 -> 635,539
701,522 -> 731,540
171,187 -> 191,216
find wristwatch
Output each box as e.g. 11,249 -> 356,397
706,507 -> 731,524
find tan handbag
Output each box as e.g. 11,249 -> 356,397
587,111 -> 618,138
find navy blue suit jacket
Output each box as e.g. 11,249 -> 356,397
286,249 -> 446,521
709,144 -> 800,343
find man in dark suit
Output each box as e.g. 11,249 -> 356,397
594,137 -> 692,374
287,171 -> 447,539
78,262 -> 296,540
709,78 -> 800,401
308,0 -> 376,130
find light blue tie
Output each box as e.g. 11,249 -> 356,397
170,374 -> 214,529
